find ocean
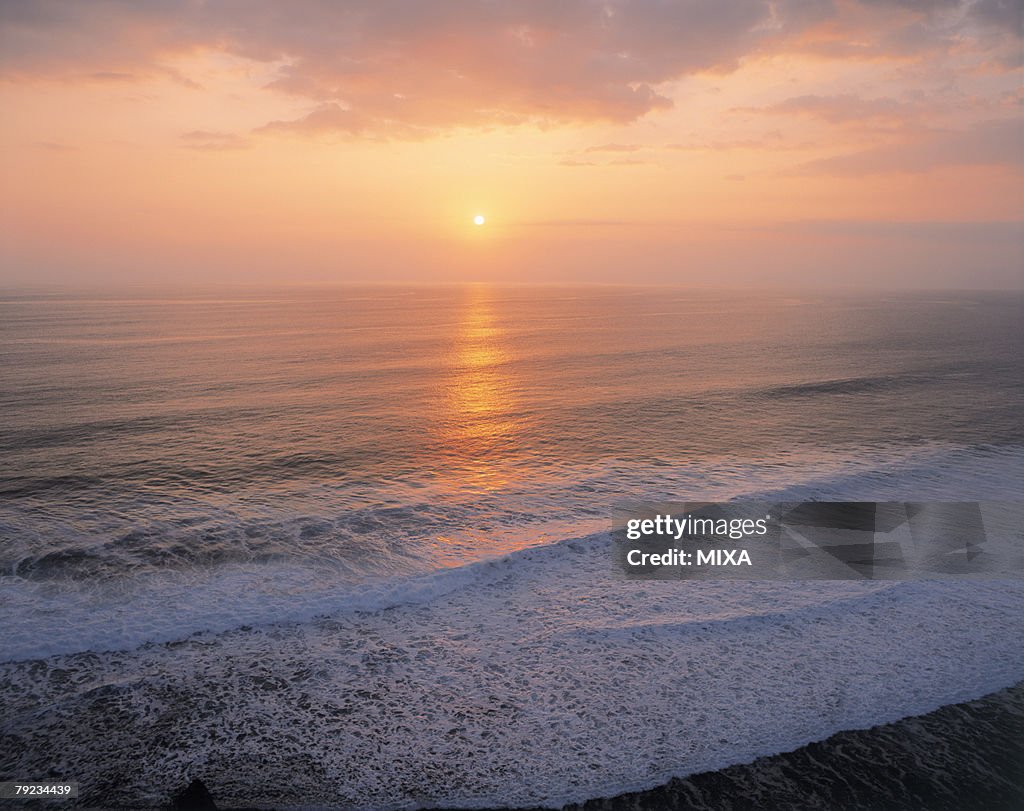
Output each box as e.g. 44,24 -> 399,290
1,286 -> 1023,808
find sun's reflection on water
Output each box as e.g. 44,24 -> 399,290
440,285 -> 523,492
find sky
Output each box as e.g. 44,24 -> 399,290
1,0 -> 1022,288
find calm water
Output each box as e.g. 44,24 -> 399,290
2,287 -> 1022,584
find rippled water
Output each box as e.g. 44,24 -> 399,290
1,286 -> 1022,655
4,287 -> 1021,559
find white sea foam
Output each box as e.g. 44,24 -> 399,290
2,445 -> 1024,808
1,532 -> 1023,809
1,443 -> 1023,663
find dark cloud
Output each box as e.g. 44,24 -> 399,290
783,0 -> 1021,62
856,0 -> 959,10
968,0 -> 1024,34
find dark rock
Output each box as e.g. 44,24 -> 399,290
170,778 -> 218,811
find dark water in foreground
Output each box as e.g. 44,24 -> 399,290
564,682 -> 1024,811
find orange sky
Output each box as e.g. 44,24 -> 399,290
1,0 -> 1022,287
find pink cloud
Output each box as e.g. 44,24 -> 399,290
1,1 -> 1020,138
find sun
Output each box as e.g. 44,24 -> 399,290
473,214 -> 485,226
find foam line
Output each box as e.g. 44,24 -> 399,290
2,559 -> 1022,809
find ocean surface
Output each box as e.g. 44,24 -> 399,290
1,286 -> 1023,808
